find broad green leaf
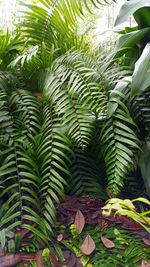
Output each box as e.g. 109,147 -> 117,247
115,28 -> 150,50
115,0 -> 150,26
134,6 -> 150,28
139,143 -> 150,197
123,199 -> 135,210
131,43 -> 150,96
133,198 -> 150,205
8,239 -> 15,253
103,28 -> 150,70
0,229 -> 6,248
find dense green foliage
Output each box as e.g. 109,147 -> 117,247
0,0 -> 150,254
59,225 -> 150,267
106,0 -> 150,197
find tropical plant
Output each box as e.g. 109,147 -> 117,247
103,0 -> 150,197
58,224 -> 150,267
0,30 -> 22,70
0,0 -> 148,256
102,197 -> 150,233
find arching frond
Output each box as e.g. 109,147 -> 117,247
9,45 -> 39,68
53,51 -> 108,115
10,89 -> 41,136
101,91 -> 140,195
38,104 -> 72,233
0,88 -> 73,243
130,90 -> 150,141
0,30 -> 22,69
40,50 -> 108,147
0,138 -> 49,242
18,0 -> 115,53
0,88 -> 14,139
66,146 -> 106,198
43,72 -> 95,147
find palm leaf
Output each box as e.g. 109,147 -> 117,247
18,0 -> 115,53
38,104 -> 72,232
130,90 -> 150,140
10,90 -> 41,136
101,91 -> 140,195
66,146 -> 106,198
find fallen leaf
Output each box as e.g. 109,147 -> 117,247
57,234 -> 63,242
36,250 -> 44,267
34,92 -> 42,99
74,210 -> 85,234
0,246 -> 4,256
75,257 -> 84,266
0,254 -> 22,267
141,260 -> 150,267
98,219 -> 108,230
80,234 -> 95,255
106,188 -> 114,198
143,238 -> 150,246
21,254 -> 36,261
65,253 -> 76,267
86,214 -> 93,225
49,252 -> 58,267
101,236 -> 115,248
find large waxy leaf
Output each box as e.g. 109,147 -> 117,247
115,28 -> 150,51
133,197 -> 150,205
103,28 -> 150,70
131,43 -> 150,96
115,0 -> 150,26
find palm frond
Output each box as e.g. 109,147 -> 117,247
130,90 -> 150,141
66,146 -> 106,198
0,89 -> 73,242
10,89 -> 41,136
123,167 -> 147,198
0,138 -> 49,241
0,89 -> 14,139
18,0 -> 115,53
0,30 -> 22,69
9,45 -> 39,68
0,73 -> 17,140
101,90 -> 140,195
40,50 -> 108,147
38,104 -> 72,233
43,74 -> 95,147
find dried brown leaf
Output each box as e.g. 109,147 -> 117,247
143,238 -> 150,246
101,236 -> 115,249
65,253 -> 76,267
75,258 -> 83,266
36,250 -> 44,267
57,234 -> 63,242
141,260 -> 150,267
0,254 -> 22,267
0,246 -> 4,256
98,219 -> 108,230
49,252 -> 58,267
80,234 -> 96,255
74,210 -> 85,234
